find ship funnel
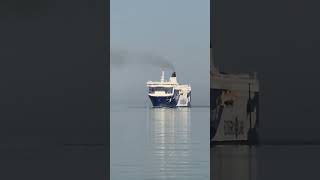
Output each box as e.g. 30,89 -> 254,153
171,72 -> 176,77
160,71 -> 165,82
169,72 -> 177,83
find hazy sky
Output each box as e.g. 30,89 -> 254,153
111,0 -> 210,106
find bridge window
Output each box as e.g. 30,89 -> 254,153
149,87 -> 173,93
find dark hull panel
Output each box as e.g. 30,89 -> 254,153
210,88 -> 260,144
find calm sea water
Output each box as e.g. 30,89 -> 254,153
111,107 -> 209,180
211,145 -> 320,180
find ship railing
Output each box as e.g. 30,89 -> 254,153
148,91 -> 174,96
147,82 -> 174,84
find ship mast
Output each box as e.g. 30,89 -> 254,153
249,83 -> 252,129
210,42 -> 214,73
210,42 -> 219,75
160,71 -> 165,82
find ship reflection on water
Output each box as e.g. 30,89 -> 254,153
211,145 -> 257,180
111,107 -> 209,180
144,108 -> 190,178
145,108 -> 198,179
211,144 -> 320,180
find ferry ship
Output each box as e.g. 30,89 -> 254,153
210,43 -> 260,145
146,71 -> 191,108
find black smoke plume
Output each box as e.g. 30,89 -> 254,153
111,49 -> 175,71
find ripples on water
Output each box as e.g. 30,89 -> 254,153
111,107 -> 209,180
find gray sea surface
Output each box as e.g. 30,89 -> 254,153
211,145 -> 320,180
111,106 -> 209,180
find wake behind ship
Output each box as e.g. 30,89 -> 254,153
146,71 -> 191,108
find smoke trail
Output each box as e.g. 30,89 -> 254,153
139,53 -> 175,71
111,49 -> 175,71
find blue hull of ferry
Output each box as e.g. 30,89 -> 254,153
149,91 -> 191,108
149,96 -> 178,108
